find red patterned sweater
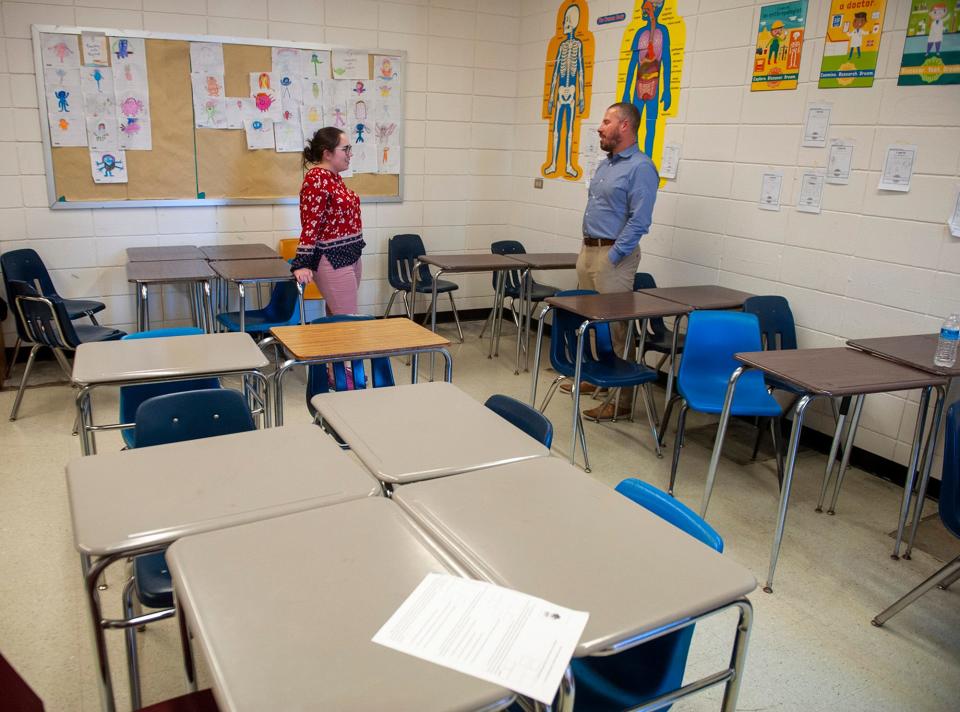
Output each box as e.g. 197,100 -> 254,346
291,167 -> 365,271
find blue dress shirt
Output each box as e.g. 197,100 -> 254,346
582,143 -> 659,265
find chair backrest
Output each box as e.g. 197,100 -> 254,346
484,394 -> 553,448
119,328 -> 220,448
387,234 -> 429,290
278,239 -> 322,300
941,401 -> 960,539
632,272 -> 669,338
261,280 -> 301,323
490,240 -> 525,292
742,295 -> 797,351
677,311 -> 763,392
8,280 -> 80,349
614,478 -> 723,551
1,248 -> 57,296
548,289 -> 615,376
305,315 -> 396,414
133,388 -> 255,448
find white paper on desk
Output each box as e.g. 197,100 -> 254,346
373,573 -> 588,705
801,103 -> 831,148
878,144 -> 916,192
949,188 -> 960,239
796,172 -> 824,214
758,171 -> 783,211
826,139 -> 854,185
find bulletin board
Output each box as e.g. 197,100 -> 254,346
33,26 -> 405,209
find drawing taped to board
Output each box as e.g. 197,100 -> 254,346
274,115 -> 303,153
322,79 -> 351,130
111,37 -> 146,68
226,97 -> 256,130
250,72 -> 283,121
300,103 -> 325,145
119,116 -> 152,150
81,66 -> 113,96
41,33 -> 80,68
48,114 -> 86,147
85,116 -> 119,152
49,86 -> 75,114
331,49 -> 369,79
90,150 -> 127,183
272,46 -> 300,75
117,92 -> 149,121
191,72 -> 227,128
302,49 -> 331,78
376,121 -> 400,173
81,32 -> 110,67
113,60 -> 148,94
244,118 -> 275,150
83,91 -> 115,118
190,42 -> 224,74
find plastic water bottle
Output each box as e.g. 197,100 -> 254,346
934,313 -> 960,368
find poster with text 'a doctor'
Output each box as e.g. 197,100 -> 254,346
818,0 -> 886,88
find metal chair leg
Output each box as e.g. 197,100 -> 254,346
52,348 -> 73,380
4,337 -> 22,380
640,383 -> 662,458
668,403 -> 689,495
122,577 -> 143,712
658,395 -> 680,448
447,292 -> 464,343
539,376 -> 565,412
9,344 -> 41,421
938,566 -> 960,591
576,412 -> 591,473
383,289 -> 400,318
872,555 -> 960,627
87,311 -> 100,325
478,305 -> 496,339
770,417 -> 785,489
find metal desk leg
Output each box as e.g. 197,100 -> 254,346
409,260 -> 419,320
76,387 -> 95,456
701,366 -> 746,518
720,599 -> 754,712
237,282 -> 246,334
140,283 -> 150,331
663,314 -> 683,416
492,270 -> 507,358
891,386 -> 932,558
204,280 -> 214,333
826,394 -> 865,514
274,359 -> 294,426
515,267 -> 529,374
904,384 -> 947,559
816,396 -> 851,512
85,556 -> 117,712
765,394 -> 814,593
296,281 -> 305,324
411,354 -> 419,383
489,270 -> 504,359
570,320 -> 590,468
429,268 -> 442,381
530,306 -> 550,407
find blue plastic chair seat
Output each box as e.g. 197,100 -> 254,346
642,330 -> 685,355
64,298 -> 106,319
73,324 -> 125,342
679,369 -> 781,417
580,359 -> 659,389
411,276 -> 458,294
216,309 -> 298,333
133,552 -> 172,609
503,280 -> 557,301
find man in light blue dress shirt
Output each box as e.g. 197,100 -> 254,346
576,102 -> 660,420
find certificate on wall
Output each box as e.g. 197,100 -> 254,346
949,188 -> 960,238
826,139 -> 854,184
797,172 -> 825,213
801,103 -> 831,147
759,171 -> 784,211
878,144 -> 917,192
660,143 -> 681,179
818,0 -> 886,88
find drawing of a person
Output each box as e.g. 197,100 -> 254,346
848,12 -> 866,59
51,41 -> 73,63
55,90 -> 70,112
206,75 -> 221,97
379,58 -> 394,80
622,0 -> 672,159
92,69 -> 104,91
355,123 -> 366,143
355,100 -> 367,120
545,3 -> 587,177
333,107 -> 345,127
353,81 -> 366,95
258,72 -> 271,89
766,20 -> 786,67
927,3 -> 948,55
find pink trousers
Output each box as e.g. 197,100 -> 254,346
312,256 -> 362,315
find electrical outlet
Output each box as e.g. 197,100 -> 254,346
534,178 -> 544,189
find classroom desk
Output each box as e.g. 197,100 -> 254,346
166,497 -> 515,712
67,424 -> 380,712
706,347 -> 947,593
209,258 -> 304,333
126,245 -> 204,262
847,333 -> 960,559
393,457 -> 756,712
412,254 -> 522,376
311,381 -> 548,487
199,244 -> 280,260
505,252 -> 579,374
533,291 -> 690,467
71,332 -> 270,455
126,259 -> 215,332
269,317 -> 453,425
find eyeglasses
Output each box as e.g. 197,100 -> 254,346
337,145 -> 353,154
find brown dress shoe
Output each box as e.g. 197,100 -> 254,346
583,401 -> 632,422
559,381 -> 604,396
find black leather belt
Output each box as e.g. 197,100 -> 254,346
583,237 -> 616,247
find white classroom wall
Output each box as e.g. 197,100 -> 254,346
1,0 -> 959,467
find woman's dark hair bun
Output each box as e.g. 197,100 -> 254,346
303,127 -> 345,168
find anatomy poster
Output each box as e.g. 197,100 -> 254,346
541,0 -> 594,181
898,0 -> 960,86
818,0 -> 886,88
616,0 -> 686,187
752,1 -> 808,91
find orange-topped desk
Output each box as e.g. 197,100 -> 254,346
270,317 -> 452,424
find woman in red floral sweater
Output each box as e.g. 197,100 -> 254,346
291,127 -> 364,315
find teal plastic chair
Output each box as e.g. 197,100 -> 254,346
215,280 -> 301,335
118,328 -> 220,448
570,478 -> 723,711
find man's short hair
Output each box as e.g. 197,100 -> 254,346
608,102 -> 641,133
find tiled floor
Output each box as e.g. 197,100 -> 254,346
0,321 -> 958,711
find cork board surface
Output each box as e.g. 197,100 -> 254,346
46,32 -> 400,204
